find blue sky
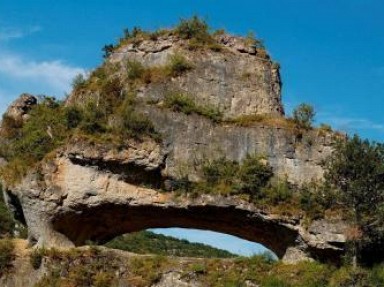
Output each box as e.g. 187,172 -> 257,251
1,0 -> 383,255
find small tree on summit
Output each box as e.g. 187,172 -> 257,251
292,103 -> 315,129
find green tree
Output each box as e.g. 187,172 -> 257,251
72,73 -> 86,90
324,135 -> 384,266
102,44 -> 114,59
292,103 -> 315,129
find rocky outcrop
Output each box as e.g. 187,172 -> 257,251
6,150 -> 347,264
1,93 -> 36,123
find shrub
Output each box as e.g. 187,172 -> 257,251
262,179 -> 294,205
292,103 -> 315,129
202,157 -> 239,186
318,123 -> 333,135
246,31 -> 265,49
238,154 -> 274,198
175,16 -> 210,41
115,95 -> 157,139
0,239 -> 14,274
102,44 -> 114,59
126,60 -> 145,80
0,115 -> 23,139
164,92 -> 222,122
79,101 -> 107,134
72,73 -> 86,90
30,248 -> 44,270
64,106 -> 83,129
200,154 -> 273,198
0,186 -> 14,237
164,92 -> 196,114
167,54 -> 193,77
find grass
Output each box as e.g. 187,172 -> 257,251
227,114 -> 297,129
164,91 -> 222,122
0,238 -> 14,276
1,241 -> 383,286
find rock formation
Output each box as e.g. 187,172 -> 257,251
1,32 -> 348,264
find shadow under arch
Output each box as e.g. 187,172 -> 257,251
52,203 -> 298,259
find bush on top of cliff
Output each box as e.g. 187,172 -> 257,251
102,16 -> 266,57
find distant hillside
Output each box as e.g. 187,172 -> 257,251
105,230 -> 236,258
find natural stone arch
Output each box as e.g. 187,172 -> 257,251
7,156 -> 347,264
51,203 -> 298,259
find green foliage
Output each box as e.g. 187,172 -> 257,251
238,155 -> 274,198
292,103 -> 316,129
0,239 -> 14,275
0,90 -> 158,185
164,91 -> 222,122
30,248 -> 44,270
0,97 -> 72,184
71,73 -> 86,90
171,154 -> 274,199
78,101 -> 107,134
167,53 -> 193,77
246,31 -> 265,49
126,59 -> 145,80
175,15 -> 210,41
324,135 -> 384,265
261,179 -> 294,205
34,248 -> 118,287
114,95 -> 157,139
102,44 -> 114,59
23,245 -> 384,287
105,230 -> 235,258
0,186 -> 14,237
201,155 -> 273,199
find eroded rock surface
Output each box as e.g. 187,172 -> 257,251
6,150 -> 347,264
108,35 -> 284,118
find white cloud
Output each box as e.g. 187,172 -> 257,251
0,51 -> 85,116
0,26 -> 41,41
319,115 -> 384,138
0,52 -> 85,92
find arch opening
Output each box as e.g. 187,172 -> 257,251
149,228 -> 277,258
52,203 -> 299,259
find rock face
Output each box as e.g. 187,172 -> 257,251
109,34 -> 284,119
1,93 -> 37,123
141,106 -> 333,183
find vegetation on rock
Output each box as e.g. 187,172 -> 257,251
0,186 -> 14,237
292,103 -> 316,129
26,246 -> 384,287
163,91 -> 222,122
0,239 -> 14,276
0,92 -> 158,185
